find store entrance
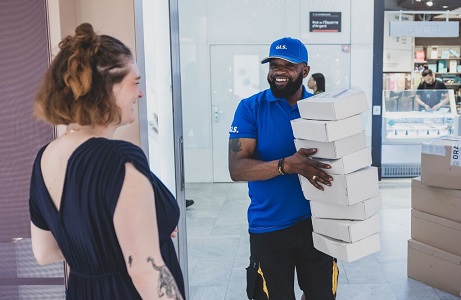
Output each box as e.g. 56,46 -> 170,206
380,10 -> 461,178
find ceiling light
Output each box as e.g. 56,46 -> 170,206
426,1 -> 433,6
442,5 -> 448,8
415,0 -> 421,2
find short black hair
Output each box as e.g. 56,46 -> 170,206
422,69 -> 433,77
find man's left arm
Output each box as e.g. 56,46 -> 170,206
433,83 -> 450,110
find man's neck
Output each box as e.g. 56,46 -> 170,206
285,87 -> 304,107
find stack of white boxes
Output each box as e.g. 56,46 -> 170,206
407,137 -> 461,297
291,88 -> 381,263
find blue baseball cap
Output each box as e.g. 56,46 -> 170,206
261,37 -> 308,65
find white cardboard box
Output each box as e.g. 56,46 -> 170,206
300,166 -> 379,205
294,132 -> 367,159
314,147 -> 372,175
313,232 -> 380,263
408,239 -> 461,297
312,213 -> 380,243
291,114 -> 363,142
411,209 -> 461,257
310,194 -> 382,220
298,88 -> 368,121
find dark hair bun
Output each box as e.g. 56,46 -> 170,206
59,23 -> 100,54
74,23 -> 100,53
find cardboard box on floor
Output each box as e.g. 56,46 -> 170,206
294,131 -> 367,159
411,209 -> 461,257
291,114 -> 363,142
411,177 -> 461,223
297,88 -> 369,121
314,147 -> 372,175
300,166 -> 379,205
310,194 -> 381,220
408,239 -> 461,297
312,213 -> 380,243
313,232 -> 380,263
421,136 -> 461,189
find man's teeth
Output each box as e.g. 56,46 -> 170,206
276,78 -> 288,82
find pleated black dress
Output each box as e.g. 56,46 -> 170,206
29,138 -> 185,299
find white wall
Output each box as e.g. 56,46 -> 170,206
351,0 -> 375,144
141,0 -> 177,193
383,12 -> 414,73
179,0 -> 375,182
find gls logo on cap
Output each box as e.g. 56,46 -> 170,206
260,37 -> 308,64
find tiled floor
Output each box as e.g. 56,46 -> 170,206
184,178 -> 461,300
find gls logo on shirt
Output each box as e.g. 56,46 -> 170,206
230,126 -> 239,133
275,45 -> 287,50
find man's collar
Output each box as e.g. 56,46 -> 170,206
266,85 -> 312,102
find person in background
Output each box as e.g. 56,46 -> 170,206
29,23 -> 185,299
228,37 -> 338,300
415,68 -> 449,111
307,73 -> 325,94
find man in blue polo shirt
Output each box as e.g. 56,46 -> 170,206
229,37 -> 338,300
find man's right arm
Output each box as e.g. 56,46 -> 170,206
228,138 -> 333,190
228,137 -> 280,182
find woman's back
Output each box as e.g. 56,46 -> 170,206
30,137 -> 183,299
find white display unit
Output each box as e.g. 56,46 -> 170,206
381,89 -> 459,177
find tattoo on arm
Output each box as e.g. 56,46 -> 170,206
229,139 -> 242,153
147,257 -> 183,299
128,256 -> 133,268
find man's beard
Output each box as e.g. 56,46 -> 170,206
268,72 -> 304,99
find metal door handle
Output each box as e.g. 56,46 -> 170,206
213,105 -> 224,122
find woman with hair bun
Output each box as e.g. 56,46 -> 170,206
29,23 -> 185,299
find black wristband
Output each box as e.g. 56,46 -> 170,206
278,158 -> 286,175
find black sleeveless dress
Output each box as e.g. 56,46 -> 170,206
29,138 -> 185,299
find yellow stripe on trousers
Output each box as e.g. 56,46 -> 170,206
257,266 -> 269,299
332,259 -> 339,295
